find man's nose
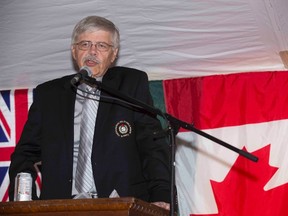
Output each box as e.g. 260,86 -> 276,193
88,44 -> 99,54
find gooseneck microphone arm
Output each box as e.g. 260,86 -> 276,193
83,75 -> 258,161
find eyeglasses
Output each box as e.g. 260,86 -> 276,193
74,40 -> 113,52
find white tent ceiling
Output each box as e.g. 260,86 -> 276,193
0,0 -> 287,90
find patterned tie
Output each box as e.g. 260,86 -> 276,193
75,87 -> 99,193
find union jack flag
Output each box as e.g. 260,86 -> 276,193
0,89 -> 33,202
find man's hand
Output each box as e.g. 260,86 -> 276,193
152,202 -> 170,210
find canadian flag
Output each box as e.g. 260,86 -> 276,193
163,71 -> 288,216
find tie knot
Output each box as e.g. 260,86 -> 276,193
84,85 -> 98,97
86,85 -> 95,92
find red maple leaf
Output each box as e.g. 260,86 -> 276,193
191,145 -> 288,216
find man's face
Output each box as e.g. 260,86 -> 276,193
71,30 -> 118,77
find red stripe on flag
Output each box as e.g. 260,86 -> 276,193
0,147 -> 15,161
164,71 -> 288,130
2,187 -> 9,202
36,176 -> 42,190
0,109 -> 10,137
14,89 -> 29,144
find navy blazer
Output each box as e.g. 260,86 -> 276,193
9,66 -> 170,203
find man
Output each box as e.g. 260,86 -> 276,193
9,16 -> 170,209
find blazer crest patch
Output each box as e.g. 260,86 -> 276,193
115,120 -> 132,137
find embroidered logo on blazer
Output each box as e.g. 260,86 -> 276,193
115,120 -> 132,137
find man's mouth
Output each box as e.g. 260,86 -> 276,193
83,56 -> 100,67
85,59 -> 98,67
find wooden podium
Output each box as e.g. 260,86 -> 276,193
0,197 -> 170,216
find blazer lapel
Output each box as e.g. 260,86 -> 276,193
61,79 -> 76,163
94,71 -> 121,140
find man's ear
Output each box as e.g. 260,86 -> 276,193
71,45 -> 77,60
111,48 -> 119,63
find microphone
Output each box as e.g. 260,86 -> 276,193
71,66 -> 92,85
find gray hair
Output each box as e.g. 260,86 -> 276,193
71,16 -> 120,49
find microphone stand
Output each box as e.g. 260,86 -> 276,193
83,76 -> 258,216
